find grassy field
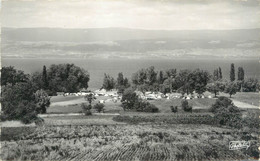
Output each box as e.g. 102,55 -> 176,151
219,92 -> 259,106
1,124 -> 258,160
3,92 -> 258,160
47,91 -> 258,114
47,95 -> 122,114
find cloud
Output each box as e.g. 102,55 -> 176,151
155,41 -> 166,44
1,0 -> 260,30
208,40 -> 221,44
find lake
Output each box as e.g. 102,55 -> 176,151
2,58 -> 259,90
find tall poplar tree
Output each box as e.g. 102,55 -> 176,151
230,63 -> 235,82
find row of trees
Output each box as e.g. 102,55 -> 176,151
32,64 -> 90,95
0,64 -> 90,123
129,65 -> 258,97
131,66 -> 211,96
102,72 -> 130,93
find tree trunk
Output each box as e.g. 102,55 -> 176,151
214,91 -> 217,97
229,94 -> 232,98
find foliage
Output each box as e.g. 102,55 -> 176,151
46,64 -> 90,94
0,82 -> 46,124
237,67 -> 244,81
1,66 -> 29,86
214,106 -> 242,128
213,68 -> 219,81
134,101 -> 159,113
224,82 -> 237,98
206,81 -> 225,97
113,114 -> 216,125
170,106 -> 178,113
175,69 -> 210,96
211,97 -> 242,128
213,67 -> 222,81
81,103 -> 92,115
94,103 -> 105,113
210,96 -> 234,112
242,78 -> 259,92
34,89 -> 51,114
116,72 -> 130,94
230,63 -> 235,82
181,100 -> 192,112
102,73 -> 115,90
121,88 -> 158,112
121,88 -> 139,111
218,67 -> 222,79
84,93 -> 96,106
42,65 -> 49,89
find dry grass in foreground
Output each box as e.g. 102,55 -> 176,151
1,124 -> 258,160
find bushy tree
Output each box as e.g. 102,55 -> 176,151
0,82 -> 45,124
207,81 -> 225,97
213,68 -> 219,81
145,66 -> 157,85
230,63 -> 235,82
121,88 -> 139,111
84,93 -> 96,106
175,69 -> 193,95
94,103 -> 105,113
210,96 -> 234,112
165,68 -> 177,78
157,70 -> 165,84
81,103 -> 92,115
193,69 -> 210,96
116,72 -> 130,94
34,89 -> 50,114
171,106 -> 178,113
242,78 -> 259,92
181,100 -> 192,112
1,66 -> 29,86
224,82 -> 237,98
211,97 -> 242,128
45,64 -> 89,94
102,73 -> 115,90
121,88 -> 159,112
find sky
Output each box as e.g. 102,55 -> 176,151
1,0 -> 260,30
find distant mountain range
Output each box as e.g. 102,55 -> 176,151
2,27 -> 260,59
2,27 -> 260,42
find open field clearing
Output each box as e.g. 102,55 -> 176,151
1,124 -> 258,160
219,92 -> 259,107
47,93 -> 258,115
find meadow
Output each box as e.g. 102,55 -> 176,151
1,124 -> 259,160
1,92 -> 259,160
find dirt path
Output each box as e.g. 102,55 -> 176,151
50,97 -> 86,106
231,99 -> 259,109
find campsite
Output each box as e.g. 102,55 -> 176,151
1,84 -> 259,160
1,1 -> 260,159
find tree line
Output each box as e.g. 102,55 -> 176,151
0,64 -> 90,123
102,64 -> 259,98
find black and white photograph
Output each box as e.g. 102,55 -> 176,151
1,0 -> 259,160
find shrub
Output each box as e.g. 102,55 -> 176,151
171,106 -> 178,113
94,103 -> 105,113
210,96 -> 234,112
181,100 -> 192,112
212,97 -> 242,128
81,103 -> 92,115
121,88 -> 159,113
